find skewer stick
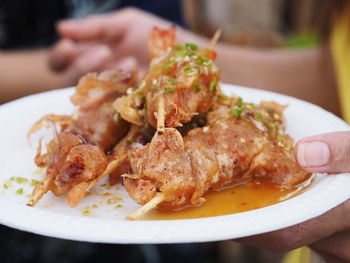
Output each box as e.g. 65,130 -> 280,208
66,182 -> 89,207
27,175 -> 53,207
65,158 -> 123,207
208,29 -> 222,50
126,193 -> 166,220
157,97 -> 165,134
87,158 -> 121,191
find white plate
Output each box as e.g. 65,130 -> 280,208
0,84 -> 349,244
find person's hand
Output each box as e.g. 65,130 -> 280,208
48,8 -> 204,87
236,131 -> 350,263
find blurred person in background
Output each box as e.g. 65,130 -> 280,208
51,0 -> 350,262
0,0 -> 183,104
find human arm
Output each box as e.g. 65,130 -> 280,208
0,49 -> 61,104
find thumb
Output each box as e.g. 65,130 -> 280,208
295,131 -> 350,173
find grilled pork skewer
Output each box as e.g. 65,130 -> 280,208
28,70 -> 137,207
124,98 -> 311,219
114,26 -> 221,129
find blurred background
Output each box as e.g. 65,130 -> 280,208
0,0 -> 328,262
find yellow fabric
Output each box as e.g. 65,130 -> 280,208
282,247 -> 311,263
331,6 -> 350,123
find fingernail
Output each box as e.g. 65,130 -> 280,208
297,141 -> 331,167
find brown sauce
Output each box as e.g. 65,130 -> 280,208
144,180 -> 305,220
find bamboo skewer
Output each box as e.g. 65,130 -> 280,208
126,193 -> 166,220
27,175 -> 54,207
208,29 -> 222,50
126,107 -> 168,219
157,97 -> 165,134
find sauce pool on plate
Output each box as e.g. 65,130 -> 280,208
144,179 -> 306,220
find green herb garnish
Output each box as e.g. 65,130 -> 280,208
11,177 -> 28,184
231,108 -> 243,118
209,80 -> 217,92
82,210 -> 91,216
164,88 -> 175,94
255,112 -> 268,123
167,78 -> 176,85
185,42 -> 198,50
194,84 -> 202,92
173,44 -> 185,51
217,94 -> 229,100
16,188 -> 23,195
30,179 -> 40,186
196,56 -> 209,65
182,65 -> 193,73
162,60 -> 176,70
236,97 -> 243,107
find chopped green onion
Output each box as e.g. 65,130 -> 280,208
162,60 -> 176,70
92,204 -> 99,209
115,204 -> 123,208
30,179 -> 40,186
16,188 -> 23,195
231,108 -> 243,118
167,78 -> 176,84
196,56 -> 209,65
255,112 -> 268,123
209,80 -> 217,92
11,177 -> 28,184
82,210 -> 91,216
173,44 -> 185,51
185,42 -> 198,50
217,94 -> 229,100
194,84 -> 202,92
187,52 -> 196,57
236,97 -> 243,108
182,65 -> 193,73
164,88 -> 175,94
267,122 -> 277,131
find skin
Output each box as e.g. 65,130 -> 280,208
0,50 -> 60,104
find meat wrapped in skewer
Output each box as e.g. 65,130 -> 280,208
123,97 -> 311,218
107,124 -> 155,185
71,70 -> 137,150
28,70 -> 137,207
29,125 -> 108,207
114,26 -> 221,128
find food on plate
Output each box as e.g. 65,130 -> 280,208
124,97 -> 310,219
114,26 -> 220,129
27,71 -> 137,207
27,26 -> 311,220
